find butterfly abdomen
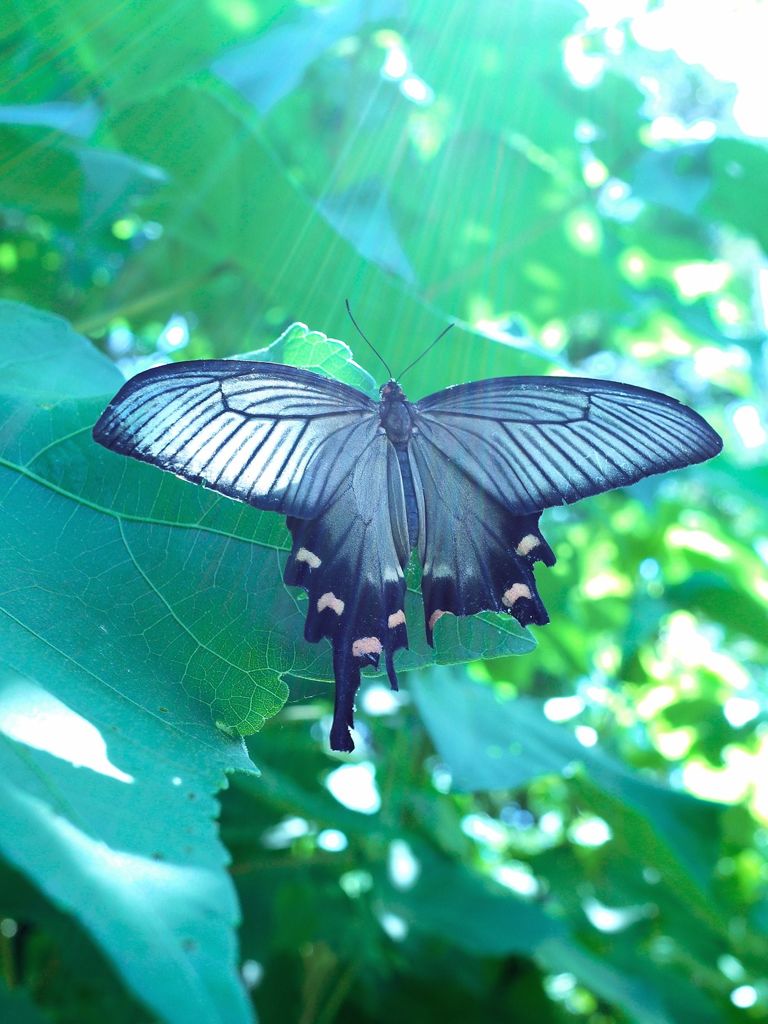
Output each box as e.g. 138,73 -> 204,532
394,445 -> 419,548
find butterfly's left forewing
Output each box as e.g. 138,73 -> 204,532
94,359 -> 378,518
94,359 -> 409,751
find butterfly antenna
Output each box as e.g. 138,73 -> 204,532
345,299 -> 393,379
397,321 -> 455,383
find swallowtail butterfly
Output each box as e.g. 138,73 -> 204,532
93,341 -> 721,751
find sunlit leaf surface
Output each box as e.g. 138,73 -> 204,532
1,0 -> 767,1021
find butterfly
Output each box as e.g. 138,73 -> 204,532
93,330 -> 722,751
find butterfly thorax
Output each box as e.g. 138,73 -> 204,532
379,380 -> 415,446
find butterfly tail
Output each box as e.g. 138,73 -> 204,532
385,647 -> 400,691
330,646 -> 361,753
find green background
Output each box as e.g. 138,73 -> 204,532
0,1 -> 766,1021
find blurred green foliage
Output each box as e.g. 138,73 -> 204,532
1,1 -> 767,1022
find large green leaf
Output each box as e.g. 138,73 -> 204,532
8,0 -> 281,108
0,123 -> 165,227
0,303 -> 267,1022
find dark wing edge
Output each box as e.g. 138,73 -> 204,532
415,375 -> 722,516
283,435 -> 411,751
93,359 -> 378,518
408,436 -> 556,646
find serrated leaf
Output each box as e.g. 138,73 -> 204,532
245,321 -> 379,398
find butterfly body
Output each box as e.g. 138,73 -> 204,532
379,380 -> 421,544
93,355 -> 722,752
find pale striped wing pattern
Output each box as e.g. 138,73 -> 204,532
93,360 -> 378,517
415,376 -> 723,517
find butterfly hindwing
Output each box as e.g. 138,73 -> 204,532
408,437 -> 555,643
93,360 -> 378,517
283,433 -> 410,751
415,376 -> 722,517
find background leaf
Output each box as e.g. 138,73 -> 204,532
2,1 -> 767,1021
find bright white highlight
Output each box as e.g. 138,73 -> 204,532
672,261 -> 730,300
563,34 -> 606,86
381,45 -> 408,80
538,810 -> 563,836
388,839 -> 420,890
317,829 -> 348,853
261,817 -> 310,849
494,862 -> 539,897
575,725 -> 599,747
544,696 -> 585,722
0,679 -> 133,783
158,314 -> 189,352
732,405 -> 767,449
631,1 -> 768,137
581,0 -> 768,136
379,911 -> 409,941
730,985 -> 758,1009
326,762 -> 381,815
569,815 -> 613,847
361,683 -> 402,716
461,813 -> 507,849
583,897 -> 651,933
400,76 -> 434,105
724,697 -> 760,728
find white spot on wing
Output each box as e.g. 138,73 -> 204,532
296,547 -> 321,569
515,534 -> 540,557
318,592 -> 345,615
388,610 -> 406,628
352,637 -> 383,657
502,583 -> 532,608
